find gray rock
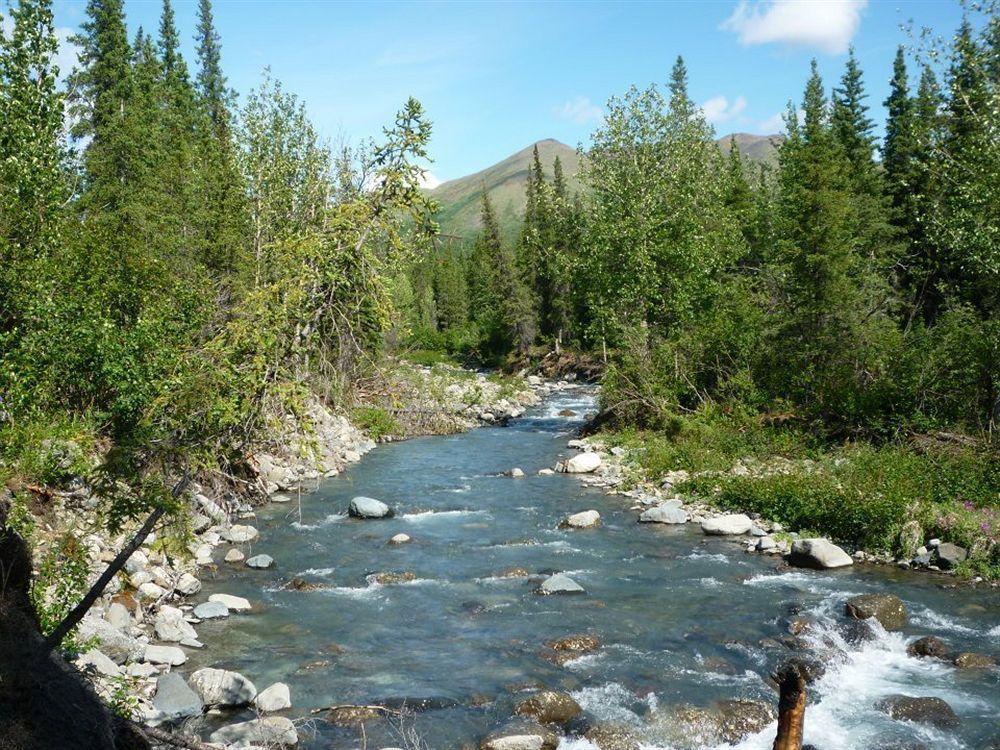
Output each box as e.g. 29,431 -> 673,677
514,691 -> 582,725
226,524 -> 259,543
480,719 -> 559,750
701,514 -> 753,535
845,593 -> 908,631
75,649 -> 121,678
209,716 -> 298,747
124,550 -> 148,575
224,548 -> 245,563
256,682 -> 292,712
175,572 -> 202,596
154,605 -> 198,643
348,496 -> 393,519
189,667 -> 257,707
757,536 -> 777,551
907,636 -> 950,660
143,644 -> 186,666
77,614 -> 142,663
561,510 -> 602,528
208,593 -> 251,611
194,600 -> 229,619
788,538 -> 853,569
106,602 -> 132,631
389,533 -> 411,545
536,574 -> 585,595
137,581 -> 166,600
935,542 -> 968,570
876,695 -> 959,728
558,452 -> 602,474
152,672 -> 202,724
246,553 -> 274,569
639,503 -> 689,524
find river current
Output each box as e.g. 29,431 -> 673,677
192,387 -> 1000,749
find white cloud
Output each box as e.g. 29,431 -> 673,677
721,0 -> 867,54
757,112 -> 786,133
701,94 -> 748,124
554,96 -> 603,125
418,169 -> 442,190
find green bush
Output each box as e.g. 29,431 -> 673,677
351,406 -> 401,441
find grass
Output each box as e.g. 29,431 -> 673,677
605,408 -> 1000,577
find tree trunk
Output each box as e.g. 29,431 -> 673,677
45,473 -> 190,651
773,661 -> 807,750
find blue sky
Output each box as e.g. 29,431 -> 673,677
50,1 -> 967,184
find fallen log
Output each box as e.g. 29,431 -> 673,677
773,660 -> 808,750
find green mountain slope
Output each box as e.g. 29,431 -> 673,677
429,133 -> 781,243
429,139 -> 582,243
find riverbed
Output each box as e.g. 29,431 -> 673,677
191,387 -> 1000,749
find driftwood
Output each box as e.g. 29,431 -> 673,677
140,725 -> 217,750
773,660 -> 808,750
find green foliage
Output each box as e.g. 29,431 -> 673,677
31,532 -> 92,651
351,406 -> 401,441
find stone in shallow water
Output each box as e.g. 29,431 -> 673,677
189,667 -> 257,707
389,533 -> 411,545
558,452 -> 602,474
953,652 -> 995,669
349,495 -> 393,518
639,503 -> 688,524
208,592 -> 252,611
907,636 -> 949,659
536,573 -> 585,595
845,593 -> 907,631
246,553 -> 274,569
876,695 -> 959,728
480,718 -> 559,750
788,538 -> 853,569
514,690 -> 582,725
224,548 -> 245,563
226,524 -> 259,543
561,510 -> 602,528
209,716 -> 297,746
194,600 -> 229,619
256,682 -> 292,712
700,514 -> 753,535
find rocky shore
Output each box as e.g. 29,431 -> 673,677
25,365 -> 552,748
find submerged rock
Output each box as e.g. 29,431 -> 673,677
209,716 -> 297,747
715,699 -> 777,744
514,690 -> 582,726
952,652 -> 995,669
907,636 -> 950,660
845,593 -> 908,631
189,667 -> 257,707
536,573 -> 585,595
788,538 -> 853,569
349,496 -> 393,519
584,724 -> 641,750
700,514 -> 752,535
561,510 -> 602,529
370,571 -> 417,585
327,705 -> 385,726
193,600 -> 229,619
876,695 -> 959,728
480,719 -> 559,750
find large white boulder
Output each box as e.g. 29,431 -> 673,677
226,524 -> 259,543
154,605 -> 198,643
536,574 -> 585,595
700,514 -> 753,535
189,667 -> 257,707
558,452 -> 602,474
348,496 -> 393,518
208,593 -> 252,611
789,538 -> 853,569
256,682 -> 292,712
640,501 -> 689,524
561,510 -> 602,529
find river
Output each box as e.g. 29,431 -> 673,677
191,387 -> 999,749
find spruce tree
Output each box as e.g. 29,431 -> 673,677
882,47 -> 915,223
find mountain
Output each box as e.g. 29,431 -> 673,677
428,133 -> 781,243
716,132 -> 783,164
428,139 -> 582,243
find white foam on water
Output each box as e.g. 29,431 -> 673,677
741,570 -> 832,594
571,682 -> 651,728
443,483 -> 472,493
989,624 -> 1000,638
400,509 -> 489,521
699,576 -> 724,587
322,582 -> 383,599
557,739 -> 599,750
290,513 -> 347,530
682,552 -> 730,563
909,604 -> 983,636
298,567 -> 335,577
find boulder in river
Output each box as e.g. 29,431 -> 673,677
561,510 -> 602,529
907,636 -> 950,660
189,667 -> 257,707
715,699 -> 778,744
536,573 -> 585,595
558,452 -> 602,474
224,548 -> 245,563
788,538 -> 853,569
208,592 -> 252,611
256,682 -> 292,712
700,514 -> 753,535
509,467 -> 525,478
349,496 -> 394,519
245,553 -> 274,569
151,672 -> 202,725
209,716 -> 297,747
193,600 -> 229,619
370,571 -> 417,585
952,652 -> 995,669
845,593 -> 908,631
153,605 -> 197,643
225,524 -> 259,543
514,690 -> 582,726
389,533 -> 411,544
480,718 -> 559,750
876,695 -> 959,728
639,503 -> 688,524
584,724 -> 641,750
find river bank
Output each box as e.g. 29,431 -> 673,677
137,386 -> 998,750
12,362 -> 557,747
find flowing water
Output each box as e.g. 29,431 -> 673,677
192,388 -> 1000,749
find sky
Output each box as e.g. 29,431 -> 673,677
48,0 -> 968,185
